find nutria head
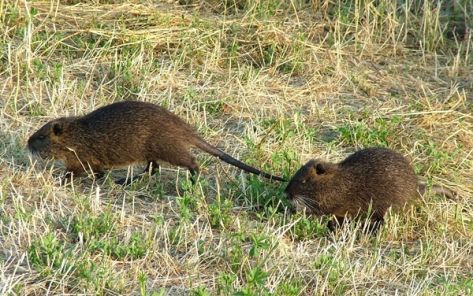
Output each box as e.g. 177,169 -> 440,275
27,118 -> 74,160
284,159 -> 338,215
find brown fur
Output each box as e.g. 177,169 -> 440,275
27,101 -> 284,182
284,147 -> 449,231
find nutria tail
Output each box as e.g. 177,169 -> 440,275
418,182 -> 456,199
193,137 -> 286,182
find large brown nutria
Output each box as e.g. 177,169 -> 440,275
27,101 -> 285,183
284,147 -> 454,232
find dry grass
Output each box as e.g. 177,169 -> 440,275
1,0 -> 472,295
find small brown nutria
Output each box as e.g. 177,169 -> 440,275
284,147 -> 454,232
27,101 -> 285,183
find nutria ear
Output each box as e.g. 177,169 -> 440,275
52,122 -> 63,136
305,163 -> 318,180
315,163 -> 326,175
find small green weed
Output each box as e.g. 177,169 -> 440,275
89,231 -> 149,260
262,115 -> 317,144
237,266 -> 269,295
110,45 -> 144,98
26,101 -> 47,116
313,253 -> 349,294
168,222 -> 188,247
75,259 -> 116,292
421,141 -> 461,175
138,271 -> 147,296
208,197 -> 233,229
436,276 -> 473,295
69,211 -> 116,241
191,286 -> 211,296
252,0 -> 282,18
28,232 -> 70,275
337,116 -> 402,147
176,190 -> 198,223
249,233 -> 272,257
290,213 -> 328,240
275,279 -> 303,296
270,148 -> 300,180
197,99 -> 226,115
217,272 -> 238,295
239,175 -> 287,217
225,232 -> 246,272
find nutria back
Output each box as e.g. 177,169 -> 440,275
284,148 -> 418,223
28,101 -> 284,181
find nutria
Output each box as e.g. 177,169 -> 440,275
284,147 -> 454,232
27,101 -> 285,183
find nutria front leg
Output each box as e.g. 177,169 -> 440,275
327,216 -> 345,232
93,171 -> 105,179
60,166 -> 83,185
366,217 -> 384,234
328,215 -> 384,235
61,172 -> 74,185
115,161 -> 160,185
115,178 -> 130,185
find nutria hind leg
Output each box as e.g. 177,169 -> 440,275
187,159 -> 200,185
115,176 -> 131,185
143,160 -> 160,175
166,149 -> 201,184
189,168 -> 201,185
